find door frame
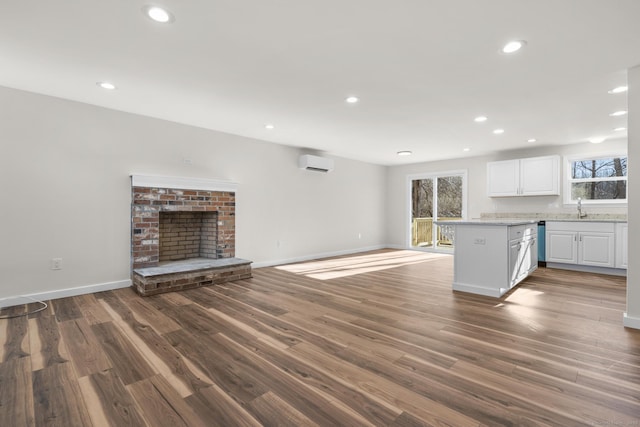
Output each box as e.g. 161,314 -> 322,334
405,169 -> 468,252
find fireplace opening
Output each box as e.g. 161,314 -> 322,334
158,211 -> 218,264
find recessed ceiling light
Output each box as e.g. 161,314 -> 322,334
501,40 -> 526,54
397,151 -> 412,156
527,138 -> 537,143
493,129 -> 505,134
609,110 -> 627,117
608,86 -> 628,94
264,124 -> 275,130
142,5 -> 174,23
463,148 -> 471,152
614,127 -> 626,132
589,137 -> 605,144
474,116 -> 488,123
345,96 -> 359,104
96,81 -> 116,90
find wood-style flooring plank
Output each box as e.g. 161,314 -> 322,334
87,369 -> 147,427
114,289 -> 181,334
163,328 -> 270,404
247,391 -> 319,427
184,385 -> 262,427
288,341 -> 480,427
51,297 -> 83,322
2,306 -> 29,362
58,318 -> 111,377
0,357 -> 35,427
98,291 -> 211,394
74,294 -> 113,325
32,362 -> 92,427
246,334 -> 402,425
128,374 -> 207,427
90,321 -> 156,385
31,315 -> 67,370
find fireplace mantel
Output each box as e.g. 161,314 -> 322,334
131,175 -> 238,192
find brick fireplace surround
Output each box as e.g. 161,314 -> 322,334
131,175 -> 252,296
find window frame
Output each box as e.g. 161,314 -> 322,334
405,169 -> 468,252
563,153 -> 628,205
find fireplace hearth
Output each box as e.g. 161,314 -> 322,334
130,175 -> 252,296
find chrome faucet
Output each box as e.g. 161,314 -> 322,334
577,197 -> 587,218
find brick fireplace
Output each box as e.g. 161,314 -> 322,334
130,175 -> 251,296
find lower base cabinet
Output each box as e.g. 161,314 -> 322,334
546,222 -> 616,269
452,222 -> 537,297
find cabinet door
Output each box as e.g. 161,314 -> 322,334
616,223 -> 628,269
520,155 -> 560,196
509,237 -> 537,287
546,231 -> 577,264
487,160 -> 519,197
579,232 -> 615,267
525,237 -> 538,274
508,239 -> 522,286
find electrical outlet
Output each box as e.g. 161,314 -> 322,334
51,258 -> 62,270
183,158 -> 193,165
473,238 -> 486,245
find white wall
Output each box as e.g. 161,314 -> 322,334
0,86 -> 386,301
626,64 -> 640,328
386,140 -> 627,248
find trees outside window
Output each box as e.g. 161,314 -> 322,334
410,173 -> 465,249
569,156 -> 627,202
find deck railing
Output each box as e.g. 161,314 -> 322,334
411,217 -> 462,247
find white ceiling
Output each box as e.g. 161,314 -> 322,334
1,0 -> 639,165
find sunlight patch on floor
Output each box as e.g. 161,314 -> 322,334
276,250 -> 449,280
502,288 -> 546,332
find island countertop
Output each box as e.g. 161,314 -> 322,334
434,218 -> 626,226
433,219 -> 538,226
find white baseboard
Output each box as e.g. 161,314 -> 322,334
623,313 -> 640,330
545,262 -> 627,277
0,279 -> 132,309
252,245 -> 389,268
452,282 -> 505,298
385,244 -> 406,250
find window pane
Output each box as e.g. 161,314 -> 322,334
411,179 -> 433,218
571,180 -> 627,200
437,176 -> 462,218
411,179 -> 434,248
571,157 -> 627,179
436,176 -> 462,248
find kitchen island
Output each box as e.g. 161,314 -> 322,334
435,220 -> 538,297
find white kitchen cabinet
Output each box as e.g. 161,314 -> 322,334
546,231 -> 579,264
616,222 -> 628,269
579,232 -> 615,267
546,222 -> 615,269
444,221 -> 537,297
486,159 -> 519,197
487,155 -> 560,197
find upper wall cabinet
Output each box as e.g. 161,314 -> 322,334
487,155 -> 560,197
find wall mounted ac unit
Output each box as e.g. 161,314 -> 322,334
298,154 -> 334,173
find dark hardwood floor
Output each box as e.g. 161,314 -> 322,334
1,249 -> 639,426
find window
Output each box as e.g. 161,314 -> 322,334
408,170 -> 467,251
565,155 -> 627,204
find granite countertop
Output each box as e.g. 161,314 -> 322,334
434,218 -> 626,226
541,218 -> 627,223
479,213 -> 626,223
433,220 -> 537,226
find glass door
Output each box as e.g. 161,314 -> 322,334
410,172 -> 465,250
